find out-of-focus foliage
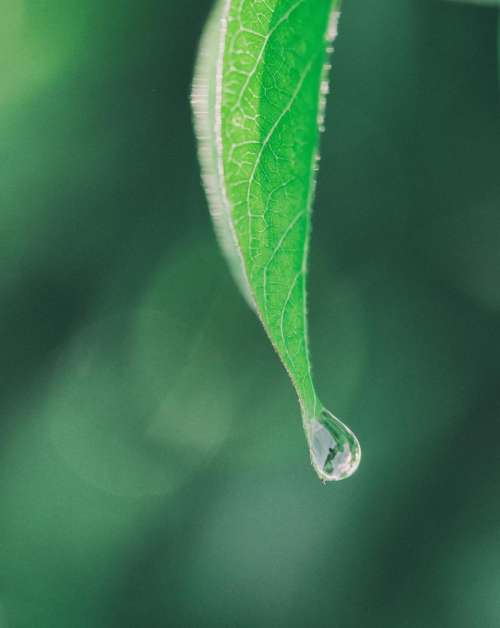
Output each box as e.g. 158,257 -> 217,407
0,1 -> 499,627
446,0 -> 499,5
445,0 -> 500,78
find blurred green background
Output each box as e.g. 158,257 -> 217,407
1,1 -> 499,626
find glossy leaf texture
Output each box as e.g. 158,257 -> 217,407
192,0 -> 361,482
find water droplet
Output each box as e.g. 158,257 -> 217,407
307,408 -> 361,482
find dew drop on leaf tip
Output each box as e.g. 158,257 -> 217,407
307,408 -> 361,482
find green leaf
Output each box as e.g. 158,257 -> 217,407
191,0 -> 360,482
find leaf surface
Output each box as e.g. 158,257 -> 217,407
192,0 -> 361,481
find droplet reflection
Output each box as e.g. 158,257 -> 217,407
307,408 -> 361,482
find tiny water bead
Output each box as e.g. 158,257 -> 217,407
307,408 -> 361,482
